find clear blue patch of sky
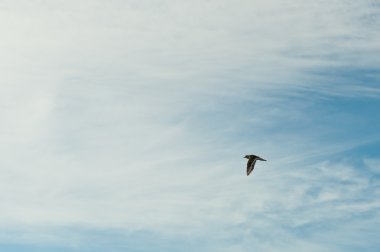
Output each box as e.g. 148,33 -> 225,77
0,228 -> 213,252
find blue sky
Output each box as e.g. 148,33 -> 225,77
0,0 -> 379,251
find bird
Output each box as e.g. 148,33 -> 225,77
244,155 -> 266,176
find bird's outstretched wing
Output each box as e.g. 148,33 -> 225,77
247,159 -> 257,176
256,156 -> 266,161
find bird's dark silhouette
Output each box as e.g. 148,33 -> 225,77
244,155 -> 266,176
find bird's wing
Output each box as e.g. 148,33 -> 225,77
256,156 -> 267,161
247,159 -> 257,176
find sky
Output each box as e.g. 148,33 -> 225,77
0,0 -> 380,251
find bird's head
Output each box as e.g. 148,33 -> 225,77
244,155 -> 250,159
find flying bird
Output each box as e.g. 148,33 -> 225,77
244,155 -> 266,176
